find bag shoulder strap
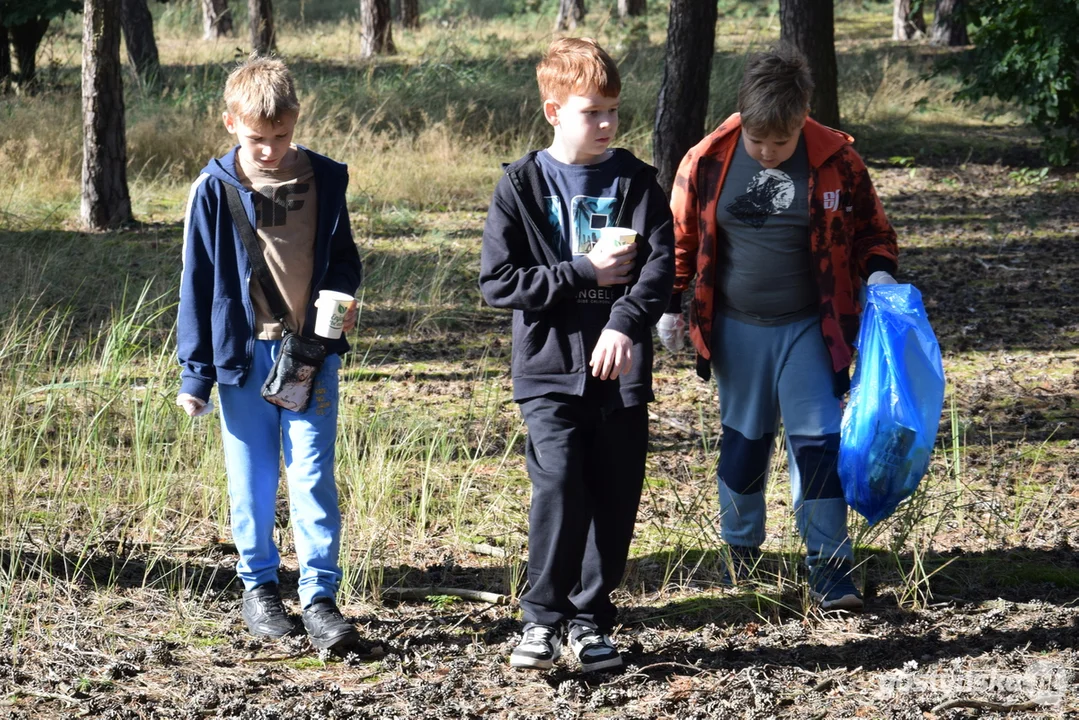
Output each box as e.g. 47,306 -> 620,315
222,182 -> 294,333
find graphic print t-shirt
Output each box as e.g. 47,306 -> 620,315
715,134 -> 817,326
236,148 -> 317,339
536,150 -> 625,383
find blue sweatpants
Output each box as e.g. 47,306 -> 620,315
711,314 -> 853,571
218,339 -> 343,608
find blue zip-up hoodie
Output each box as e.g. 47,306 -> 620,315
177,146 -> 363,401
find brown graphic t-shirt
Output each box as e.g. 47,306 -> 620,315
236,148 -> 318,338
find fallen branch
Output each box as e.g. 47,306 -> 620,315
381,587 -> 508,605
7,689 -> 84,706
647,411 -> 699,437
239,651 -> 308,663
930,699 -> 1040,713
608,661 -> 708,685
467,543 -> 510,559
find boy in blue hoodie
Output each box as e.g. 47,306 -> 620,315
176,57 -> 363,652
480,38 -> 674,672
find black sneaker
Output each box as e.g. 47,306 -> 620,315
509,623 -> 562,670
301,597 -> 360,652
568,623 -> 622,672
719,545 -> 762,587
242,582 -> 301,638
809,560 -> 865,611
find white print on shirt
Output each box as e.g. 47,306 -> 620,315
545,195 -> 618,255
576,287 -> 615,304
725,169 -> 796,230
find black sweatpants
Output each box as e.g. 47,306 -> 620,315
517,392 -> 648,633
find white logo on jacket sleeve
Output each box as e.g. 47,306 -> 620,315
824,190 -> 839,211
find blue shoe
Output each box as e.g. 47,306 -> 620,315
720,545 -> 762,586
809,561 -> 864,610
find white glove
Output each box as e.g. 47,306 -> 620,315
177,393 -> 214,418
868,270 -> 897,285
656,313 -> 685,353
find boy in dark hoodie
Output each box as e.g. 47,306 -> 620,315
480,37 -> 674,672
176,57 -> 363,652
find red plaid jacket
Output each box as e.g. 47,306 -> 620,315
670,114 -> 898,388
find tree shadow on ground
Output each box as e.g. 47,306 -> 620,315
0,543 -> 240,595
623,545 -> 1079,625
621,615 -> 1076,679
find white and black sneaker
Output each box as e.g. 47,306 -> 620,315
509,623 -> 562,670
568,623 -> 623,672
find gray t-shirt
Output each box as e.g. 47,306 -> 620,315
716,135 -> 817,326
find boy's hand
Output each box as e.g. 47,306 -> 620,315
342,300 -> 359,333
868,270 -> 897,285
177,393 -> 214,418
587,242 -> 637,287
590,329 -> 633,380
656,313 -> 685,352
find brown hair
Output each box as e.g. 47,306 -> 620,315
737,45 -> 814,137
223,56 -> 299,125
536,37 -> 621,104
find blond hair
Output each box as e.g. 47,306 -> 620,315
536,37 -> 621,104
223,56 -> 299,125
737,45 -> 814,137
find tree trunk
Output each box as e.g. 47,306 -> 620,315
780,0 -> 840,129
929,0 -> 968,46
121,0 -> 161,86
248,0 -> 275,55
0,26 -> 10,93
82,0 -> 133,230
618,0 -> 645,18
399,0 -> 419,29
10,16 -> 51,88
360,0 -> 395,57
201,0 -> 233,39
652,0 -> 718,196
892,0 -> 926,40
554,0 -> 585,32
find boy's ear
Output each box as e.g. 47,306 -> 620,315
542,99 -> 561,127
222,112 -> 237,135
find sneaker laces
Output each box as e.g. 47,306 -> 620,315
520,624 -> 558,648
248,588 -> 288,615
308,598 -> 345,619
571,627 -> 614,656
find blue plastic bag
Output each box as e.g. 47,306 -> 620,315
839,284 -> 945,525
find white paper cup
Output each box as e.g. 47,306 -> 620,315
314,290 -> 355,339
598,226 -> 637,249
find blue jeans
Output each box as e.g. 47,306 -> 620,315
218,340 -> 343,608
711,314 -> 853,571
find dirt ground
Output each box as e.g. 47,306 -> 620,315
2,163 -> 1078,719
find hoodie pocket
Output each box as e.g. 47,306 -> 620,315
211,297 -> 248,371
512,309 -> 578,377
